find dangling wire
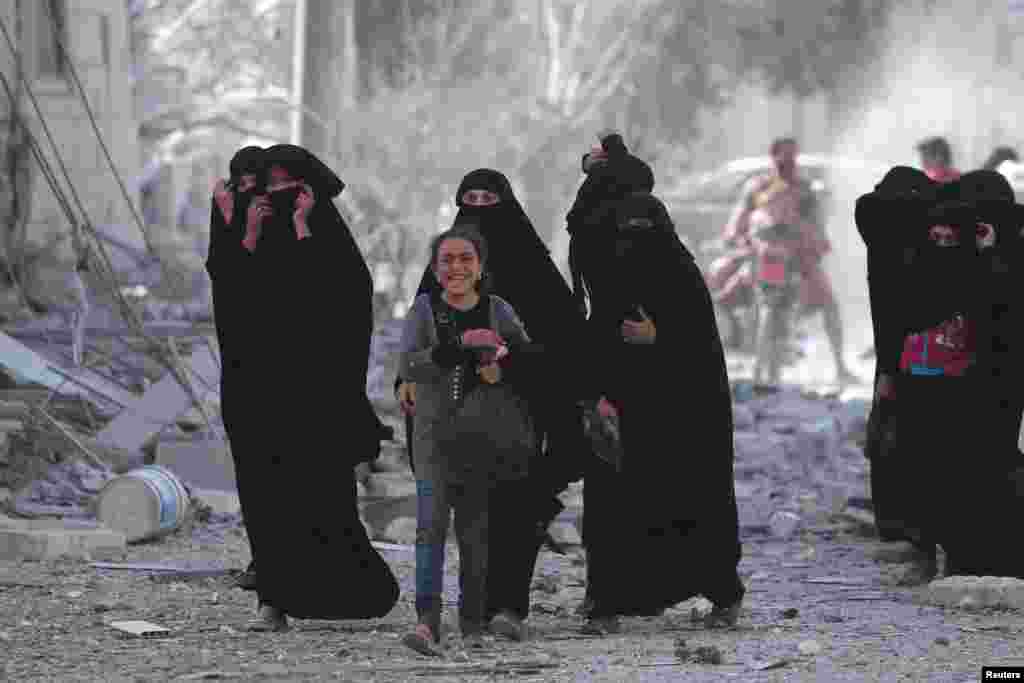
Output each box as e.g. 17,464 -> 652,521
0,9 -> 223,445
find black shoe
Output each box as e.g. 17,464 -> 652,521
246,605 -> 288,632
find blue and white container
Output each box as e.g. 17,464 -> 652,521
96,465 -> 190,543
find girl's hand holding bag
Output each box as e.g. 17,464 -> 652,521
432,299 -> 537,483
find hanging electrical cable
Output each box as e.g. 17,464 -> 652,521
0,9 -> 223,444
39,0 -> 190,300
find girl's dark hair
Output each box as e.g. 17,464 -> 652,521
429,222 -> 491,294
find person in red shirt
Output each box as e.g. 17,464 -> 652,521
858,169 -> 1024,580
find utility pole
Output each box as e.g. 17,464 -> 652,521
290,0 -> 306,145
300,0 -> 357,161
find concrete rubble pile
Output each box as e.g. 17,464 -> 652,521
0,302 -> 880,559
729,383 -> 874,540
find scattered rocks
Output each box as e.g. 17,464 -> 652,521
547,522 -> 581,547
732,404 -> 755,430
532,573 -> 560,595
381,517 -> 417,545
869,541 -> 922,564
769,511 -> 802,538
926,576 -> 1024,611
674,638 -> 723,665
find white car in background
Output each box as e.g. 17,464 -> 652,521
996,160 -> 1024,204
662,154 -> 892,251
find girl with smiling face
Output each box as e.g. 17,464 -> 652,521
398,224 -> 536,654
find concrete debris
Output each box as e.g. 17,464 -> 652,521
926,576 -> 1024,611
769,510 -> 802,538
547,522 -> 581,547
381,516 -> 417,545
869,541 -> 924,564
0,517 -> 126,561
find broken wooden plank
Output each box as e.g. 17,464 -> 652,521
95,345 -> 220,452
47,364 -> 139,406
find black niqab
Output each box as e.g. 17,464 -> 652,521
565,144 -> 655,324
411,169 -> 583,355
583,190 -> 743,617
207,145 -> 398,620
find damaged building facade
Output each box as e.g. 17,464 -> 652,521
0,0 -> 143,321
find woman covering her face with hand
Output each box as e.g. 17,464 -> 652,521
209,143 -> 399,632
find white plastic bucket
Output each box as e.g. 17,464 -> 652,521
95,465 -> 190,543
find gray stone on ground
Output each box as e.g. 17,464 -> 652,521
190,488 -> 240,517
769,510 -> 802,538
732,403 -> 755,431
381,516 -> 417,545
0,517 -> 126,561
926,576 -> 1024,610
869,541 -> 924,564
365,472 -> 416,498
548,521 -> 581,547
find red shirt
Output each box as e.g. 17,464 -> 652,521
925,166 -> 960,183
899,314 -> 975,376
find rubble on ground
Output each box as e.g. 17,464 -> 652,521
926,576 -> 1024,611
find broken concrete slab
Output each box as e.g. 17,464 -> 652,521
191,488 -> 240,517
0,331 -> 139,410
868,541 -> 924,564
0,518 -> 126,561
926,576 -> 1024,611
96,344 -> 220,452
381,516 -> 417,545
154,440 -> 235,492
548,522 -> 581,547
363,472 -> 415,499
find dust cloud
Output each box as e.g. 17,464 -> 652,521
824,0 -> 1023,362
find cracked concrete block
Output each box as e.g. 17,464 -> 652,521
548,522 -> 581,547
191,488 -> 240,517
365,473 -> 416,499
869,541 -> 923,564
381,516 -> 417,545
0,518 -> 126,561
926,576 -> 1024,610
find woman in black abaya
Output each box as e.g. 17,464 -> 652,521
855,169 -> 1024,578
563,133 -> 660,621
207,146 -> 265,590
577,191 -> 744,634
396,168 -> 591,639
209,143 -> 398,631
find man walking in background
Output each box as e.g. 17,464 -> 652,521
916,136 -> 960,184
